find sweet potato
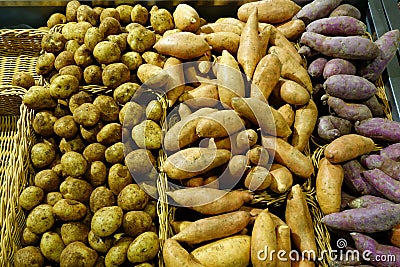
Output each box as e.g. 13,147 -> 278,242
231,97 -> 292,138
269,163 -> 293,194
153,32 -> 211,59
170,221 -> 193,234
362,154 -> 400,181
307,57 -> 328,78
279,80 -> 311,106
163,107 -> 216,151
276,225 -> 291,267
199,23 -> 242,35
341,191 -> 357,209
298,45 -> 319,58
163,239 -> 204,267
359,29 -> 400,82
247,145 -> 270,168
215,17 -> 245,29
326,96 -> 373,122
179,84 -> 219,109
251,54 -> 282,101
269,46 -> 312,93
380,143 -> 400,161
263,136 -> 314,179
390,224 -> 400,248
348,195 -> 394,209
322,202 -> 400,233
162,147 -> 231,179
183,177 -> 204,187
316,157 -> 344,215
355,118 -> 400,142
235,129 -> 258,154
306,16 -> 366,36
237,0 -> 301,24
191,235 -> 251,267
363,169 -> 400,203
329,4 -> 361,19
351,232 -> 400,267
292,99 -> 318,152
317,115 -> 352,142
172,211 -> 251,244
251,209 -> 277,267
217,50 -> 245,108
278,104 -> 295,127
167,188 -> 253,215
362,95 -> 385,117
276,19 -> 305,41
285,184 -> 317,259
205,32 -> 240,54
268,26 -> 303,65
196,110 -> 245,138
164,57 -> 186,107
324,134 -> 376,163
137,63 -> 169,87
237,8 -> 262,80
324,74 -> 377,100
294,0 -> 342,25
323,58 -> 356,79
291,258 -> 315,267
300,32 -> 380,60
244,166 -> 272,191
228,155 -> 249,179
173,4 -> 200,32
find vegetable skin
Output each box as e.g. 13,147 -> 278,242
363,169 -> 400,203
324,74 -> 377,100
294,0 -> 342,25
323,58 -> 356,79
355,117 -> 400,142
326,96 -> 373,122
306,16 -> 366,36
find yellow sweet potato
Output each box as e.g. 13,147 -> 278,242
200,23 -> 242,35
137,63 -> 169,87
205,32 -> 240,54
191,235 -> 251,267
247,145 -> 270,168
179,83 -> 219,109
170,221 -> 192,234
173,4 -> 201,32
285,184 -> 317,260
276,19 -> 306,41
269,163 -> 293,194
164,57 -> 186,107
183,177 -> 204,187
276,225 -> 291,267
316,157 -> 344,215
196,110 -> 245,138
279,80 -> 311,106
163,239 -> 204,267
292,99 -> 318,152
277,104 -> 295,128
215,17 -> 245,30
291,258 -> 315,267
244,166 -> 272,191
269,27 -> 303,65
251,54 -> 282,101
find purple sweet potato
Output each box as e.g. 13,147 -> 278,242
306,16 -> 366,36
300,32 -> 380,60
341,191 -> 357,209
351,233 -> 400,267
326,96 -> 373,122
321,202 -> 400,233
342,159 -> 381,196
381,143 -> 400,161
355,118 -> 400,142
329,4 -> 361,20
294,0 -> 342,25
308,57 -> 328,78
363,169 -> 400,203
298,45 -> 319,58
348,195 -> 394,209
323,58 -> 356,79
361,154 -> 400,181
323,75 -> 377,100
359,29 -> 400,82
317,115 -> 352,141
362,95 -> 385,117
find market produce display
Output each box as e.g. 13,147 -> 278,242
7,0 -> 400,266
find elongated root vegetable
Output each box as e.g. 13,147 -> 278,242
163,57 -> 186,107
300,32 -> 380,60
306,16 -> 366,36
323,74 -> 377,100
205,32 -> 240,54
172,211 -> 251,244
179,84 -> 219,109
324,134 -> 376,163
276,19 -> 305,41
278,104 -> 295,127
196,110 -> 245,138
355,118 -> 400,142
276,225 -> 291,267
326,96 -> 373,122
251,209 -> 277,267
292,99 -> 318,152
316,157 -> 344,215
191,235 -> 251,267
268,26 -> 303,64
362,154 -> 400,181
172,4 -> 201,32
294,0 -> 342,25
163,239 -> 204,267
323,58 -> 356,79
285,184 -> 317,259
269,163 -> 293,194
330,4 -> 362,19
279,79 -> 311,106
381,143 -> 400,161
244,166 -> 272,191
362,169 -> 400,203
317,115 -> 352,142
251,54 -> 282,101
348,195 -> 394,209
167,188 -> 253,215
307,57 -> 328,78
342,159 -> 381,196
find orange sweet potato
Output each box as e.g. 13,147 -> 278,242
291,99 -> 318,152
251,54 -> 282,101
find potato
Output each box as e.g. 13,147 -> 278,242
119,101 -> 144,128
21,227 -> 40,246
117,184 -> 149,211
12,71 -> 35,89
122,211 -> 153,237
145,100 -> 163,122
131,120 -> 162,149
30,142 -> 56,169
89,186 -> 116,213
108,163 -> 133,195
41,32 -> 66,53
88,231 -> 114,253
115,4 -> 133,24
60,177 -> 93,203
244,166 -> 272,191
143,201 -> 157,220
14,246 -> 44,267
26,204 -> 55,234
69,91 -> 92,113
66,0 -> 80,21
53,199 -> 87,221
63,21 -> 92,44
59,65 -> 84,84
121,51 -> 142,71
96,123 -> 122,145
92,41 -> 121,64
81,121 -> 104,143
49,74 -> 80,99
127,24 -> 156,53
105,237 -> 133,266
131,4 -> 149,25
142,51 -> 165,68
102,62 -> 130,89
65,39 -> 81,53
127,231 -> 159,263
105,142 -> 124,164
91,206 -> 123,237
93,95 -> 120,122
61,222 -> 90,245
114,82 -> 140,105
61,151 -> 88,177
54,51 -> 74,71
99,17 -> 121,37
83,143 -> 106,162
32,111 -> 57,137
77,5 -> 98,25
150,6 -> 174,34
84,64 -> 103,85
74,44 -> 94,68
125,149 -> 156,176
86,161 -> 107,187
36,52 -> 55,75
47,12 -> 66,28
45,192 -> 63,206
54,115 -> 78,139
72,103 -> 101,127
60,241 -> 98,267
84,27 -> 104,51
22,85 -> 57,111
106,33 -> 128,52
40,232 -> 65,263
19,186 -> 44,211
